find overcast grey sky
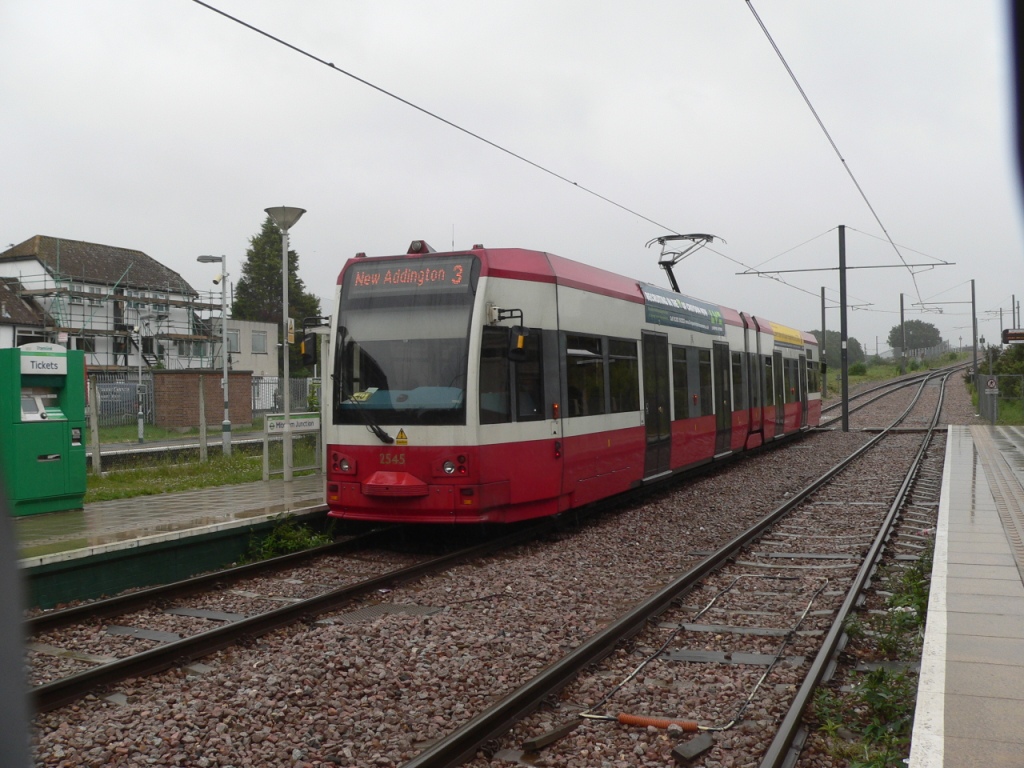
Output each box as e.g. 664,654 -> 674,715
2,1 -> 1020,353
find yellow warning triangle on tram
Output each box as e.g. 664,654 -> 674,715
396,428 -> 408,445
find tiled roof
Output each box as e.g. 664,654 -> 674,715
0,236 -> 197,296
0,278 -> 46,326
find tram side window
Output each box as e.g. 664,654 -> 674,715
697,349 -> 713,417
608,338 -> 639,413
480,327 -> 511,424
773,357 -> 785,408
566,334 -> 606,417
785,359 -> 798,403
749,353 -> 761,409
808,360 -> 821,392
731,352 -> 747,410
764,356 -> 774,406
515,331 -> 544,421
672,346 -> 691,419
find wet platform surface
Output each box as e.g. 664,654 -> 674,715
15,474 -> 324,564
911,426 -> 1024,767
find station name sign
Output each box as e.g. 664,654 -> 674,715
19,342 -> 68,375
266,414 -> 321,434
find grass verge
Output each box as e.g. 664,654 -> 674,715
85,452 -> 265,503
809,549 -> 932,766
85,435 -> 320,503
240,516 -> 333,563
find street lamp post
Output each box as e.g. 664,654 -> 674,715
197,255 -> 231,456
136,320 -> 144,443
264,206 -> 306,482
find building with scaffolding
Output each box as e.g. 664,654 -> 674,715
0,235 -> 276,373
0,277 -> 47,347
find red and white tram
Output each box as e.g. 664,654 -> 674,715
322,241 -> 820,524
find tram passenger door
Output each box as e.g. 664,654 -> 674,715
799,354 -> 809,427
712,342 -> 732,455
642,332 -> 671,478
773,351 -> 785,433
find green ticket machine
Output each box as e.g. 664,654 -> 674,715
0,343 -> 87,516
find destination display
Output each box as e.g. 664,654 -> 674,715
343,256 -> 477,300
640,283 -> 725,335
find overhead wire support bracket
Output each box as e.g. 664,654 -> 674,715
737,262 -> 954,276
646,234 -> 724,294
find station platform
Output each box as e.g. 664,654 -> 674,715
910,426 -> 1024,767
15,474 -> 325,565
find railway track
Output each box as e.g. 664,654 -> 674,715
28,438 -> 815,717
31,371 -> 956,766
819,361 -> 967,429
28,523 -> 552,713
402,369 -> 951,767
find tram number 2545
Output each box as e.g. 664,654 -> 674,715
379,452 -> 406,466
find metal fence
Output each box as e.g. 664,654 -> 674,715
892,342 -> 952,361
88,372 -> 154,427
88,372 -> 317,428
250,376 -> 318,417
975,373 -> 1024,423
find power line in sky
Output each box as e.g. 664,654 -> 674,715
190,0 -> 675,233
191,0 -> 874,303
744,0 -> 926,308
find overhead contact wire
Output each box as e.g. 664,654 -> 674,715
192,0 -> 851,302
190,0 -> 676,233
744,0 -> 925,307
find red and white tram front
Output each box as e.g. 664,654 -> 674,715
325,250 -> 511,523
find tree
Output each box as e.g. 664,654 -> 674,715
989,343 -> 1024,397
809,329 -> 865,369
887,319 -> 941,353
232,216 -> 321,375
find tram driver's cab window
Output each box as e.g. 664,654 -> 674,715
514,332 -> 544,421
479,326 -> 544,424
480,327 -> 511,424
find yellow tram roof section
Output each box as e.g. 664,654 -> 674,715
770,322 -> 805,348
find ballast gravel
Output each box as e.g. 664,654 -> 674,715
30,378 -> 981,767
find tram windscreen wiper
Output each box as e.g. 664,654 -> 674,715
367,420 -> 394,445
341,388 -> 394,444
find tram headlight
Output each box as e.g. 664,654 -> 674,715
332,452 -> 356,475
434,455 -> 469,478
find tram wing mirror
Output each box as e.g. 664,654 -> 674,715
300,316 -> 330,368
508,326 -> 529,362
300,333 -> 318,367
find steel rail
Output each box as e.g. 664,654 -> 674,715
819,362 -> 965,425
31,519 -> 554,713
821,376 -> 925,423
821,371 -> 928,415
27,522 -> 391,633
758,370 -> 950,768
401,372 -> 943,768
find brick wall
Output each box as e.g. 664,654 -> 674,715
153,370 -> 253,429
